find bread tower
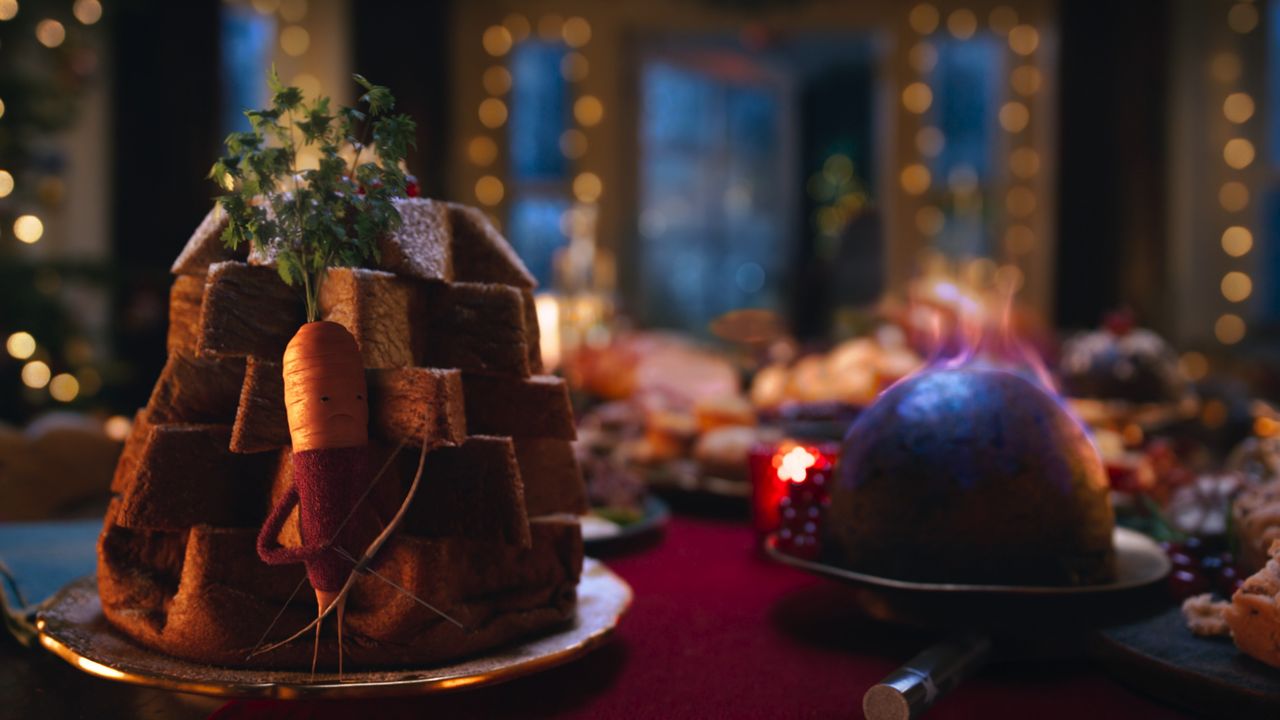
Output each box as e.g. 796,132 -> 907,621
98,199 -> 586,669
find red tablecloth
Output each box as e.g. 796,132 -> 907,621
210,517 -> 1190,719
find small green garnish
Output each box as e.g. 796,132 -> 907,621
210,69 -> 416,322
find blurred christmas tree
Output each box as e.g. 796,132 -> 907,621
0,0 -> 119,425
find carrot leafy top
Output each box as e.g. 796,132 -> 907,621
210,69 -> 416,322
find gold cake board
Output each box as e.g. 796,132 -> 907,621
35,559 -> 631,699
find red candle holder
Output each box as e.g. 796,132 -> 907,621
749,440 -> 839,551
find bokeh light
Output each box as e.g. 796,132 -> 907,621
1222,271 -> 1252,302
560,129 -> 587,159
468,136 -> 498,166
999,101 -> 1030,132
49,373 -> 79,402
902,82 -> 933,114
916,126 -> 945,157
562,16 -> 591,47
478,98 -> 508,128
280,25 -> 309,56
1219,181 -> 1249,212
989,6 -> 1017,35
574,172 -> 603,202
104,415 -> 132,442
1223,138 -> 1255,169
1011,66 -> 1041,96
483,25 -> 513,56
1179,352 -> 1209,381
14,215 -> 43,243
1215,313 -> 1246,344
899,164 -> 931,195
561,52 -> 589,81
0,170 -> 13,197
1010,147 -> 1040,178
909,3 -> 939,34
947,9 -> 976,39
1221,226 -> 1252,257
21,360 -> 51,389
73,0 -> 101,24
483,66 -> 512,95
503,13 -> 531,41
475,175 -> 504,205
278,0 -> 307,22
0,0 -> 16,21
35,19 -> 65,48
1223,92 -> 1255,124
1008,24 -> 1039,55
6,331 -> 35,359
574,95 -> 604,126
1228,3 -> 1259,33
908,42 -> 938,73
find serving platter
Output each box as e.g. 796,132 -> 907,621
1094,605 -> 1280,717
582,495 -> 670,556
765,527 -> 1171,630
36,559 -> 631,699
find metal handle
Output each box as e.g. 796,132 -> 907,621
862,631 -> 993,720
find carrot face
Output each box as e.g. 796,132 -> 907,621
283,321 -> 369,452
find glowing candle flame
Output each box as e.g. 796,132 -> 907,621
775,446 -> 817,483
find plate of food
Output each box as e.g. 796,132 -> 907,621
44,76 -> 622,697
766,526 -> 1170,599
764,367 -> 1173,623
1095,476 -> 1280,716
581,496 -> 671,556
1058,312 -> 1200,432
38,559 -> 630,699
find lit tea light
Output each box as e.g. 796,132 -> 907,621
750,441 -> 838,541
775,445 -> 817,483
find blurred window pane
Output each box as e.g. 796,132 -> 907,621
506,39 -> 572,286
219,5 -> 275,135
510,41 -> 570,181
925,35 -> 1003,259
639,60 -> 785,333
509,197 -> 572,285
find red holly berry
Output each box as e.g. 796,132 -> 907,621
1217,565 -> 1244,597
1168,568 -> 1211,600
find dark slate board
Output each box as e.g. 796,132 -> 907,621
1094,605 -> 1280,719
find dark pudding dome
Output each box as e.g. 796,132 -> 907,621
826,367 -> 1115,586
1058,316 -> 1188,405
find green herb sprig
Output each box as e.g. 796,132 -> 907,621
210,70 -> 417,322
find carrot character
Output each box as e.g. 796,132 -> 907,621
257,320 -> 379,673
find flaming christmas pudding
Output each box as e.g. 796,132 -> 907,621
826,366 -> 1116,587
97,76 -> 585,670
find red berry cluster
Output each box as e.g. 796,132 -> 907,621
775,451 -> 835,560
343,174 -> 419,197
1164,536 -> 1245,600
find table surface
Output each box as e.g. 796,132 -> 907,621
192,516 -> 1192,720
0,515 -> 1200,720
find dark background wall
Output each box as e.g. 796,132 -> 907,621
1055,0 -> 1170,331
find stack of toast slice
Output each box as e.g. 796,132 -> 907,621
98,199 -> 587,669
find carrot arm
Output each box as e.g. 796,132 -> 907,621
256,485 -> 325,565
